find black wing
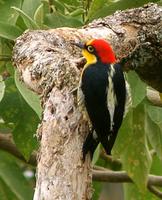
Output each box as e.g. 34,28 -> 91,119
81,63 -> 112,156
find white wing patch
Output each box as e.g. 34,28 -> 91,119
124,80 -> 132,117
107,64 -> 117,131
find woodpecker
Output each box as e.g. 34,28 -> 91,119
74,39 -> 129,160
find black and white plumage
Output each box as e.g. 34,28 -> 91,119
74,39 -> 131,160
78,62 -> 128,160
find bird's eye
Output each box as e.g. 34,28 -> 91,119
87,45 -> 94,53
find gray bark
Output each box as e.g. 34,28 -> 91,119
13,3 -> 162,200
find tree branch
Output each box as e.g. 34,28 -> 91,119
147,185 -> 162,199
93,170 -> 162,199
100,151 -> 122,167
92,170 -> 162,187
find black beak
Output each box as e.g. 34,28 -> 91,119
71,42 -> 84,49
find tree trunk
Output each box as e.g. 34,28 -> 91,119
12,3 -> 162,200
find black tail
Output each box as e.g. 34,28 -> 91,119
97,131 -> 112,155
82,130 -> 99,161
104,131 -> 117,155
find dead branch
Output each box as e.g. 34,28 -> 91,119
92,170 -> 162,186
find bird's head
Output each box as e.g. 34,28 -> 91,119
74,39 -> 116,65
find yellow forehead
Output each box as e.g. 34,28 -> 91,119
86,39 -> 95,46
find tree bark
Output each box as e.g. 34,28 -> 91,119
12,3 -> 162,200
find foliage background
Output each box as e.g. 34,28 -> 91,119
0,0 -> 162,199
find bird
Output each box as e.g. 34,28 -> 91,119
73,39 -> 130,160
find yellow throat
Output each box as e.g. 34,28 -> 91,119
82,49 -> 97,66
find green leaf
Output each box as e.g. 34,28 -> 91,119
0,22 -> 23,40
87,0 -> 159,21
93,181 -> 102,200
146,104 -> 162,125
92,144 -> 101,165
151,155 -> 162,176
69,8 -> 84,17
0,38 -> 13,60
113,103 -> 152,192
124,155 -> 162,200
0,151 -> 33,200
44,12 -> 83,28
16,15 -> 28,31
0,0 -> 22,24
127,71 -> 146,108
51,0 -> 66,13
15,70 -> 42,119
146,104 -> 162,159
87,0 -> 108,21
0,178 -> 18,200
13,118 -> 38,160
112,109 -> 133,154
0,75 -> 5,102
42,0 -> 50,15
0,77 -> 39,159
0,77 -> 21,124
22,0 -> 41,18
59,0 -> 80,7
124,183 -> 158,200
6,62 -> 15,76
11,7 -> 40,29
34,3 -> 44,27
